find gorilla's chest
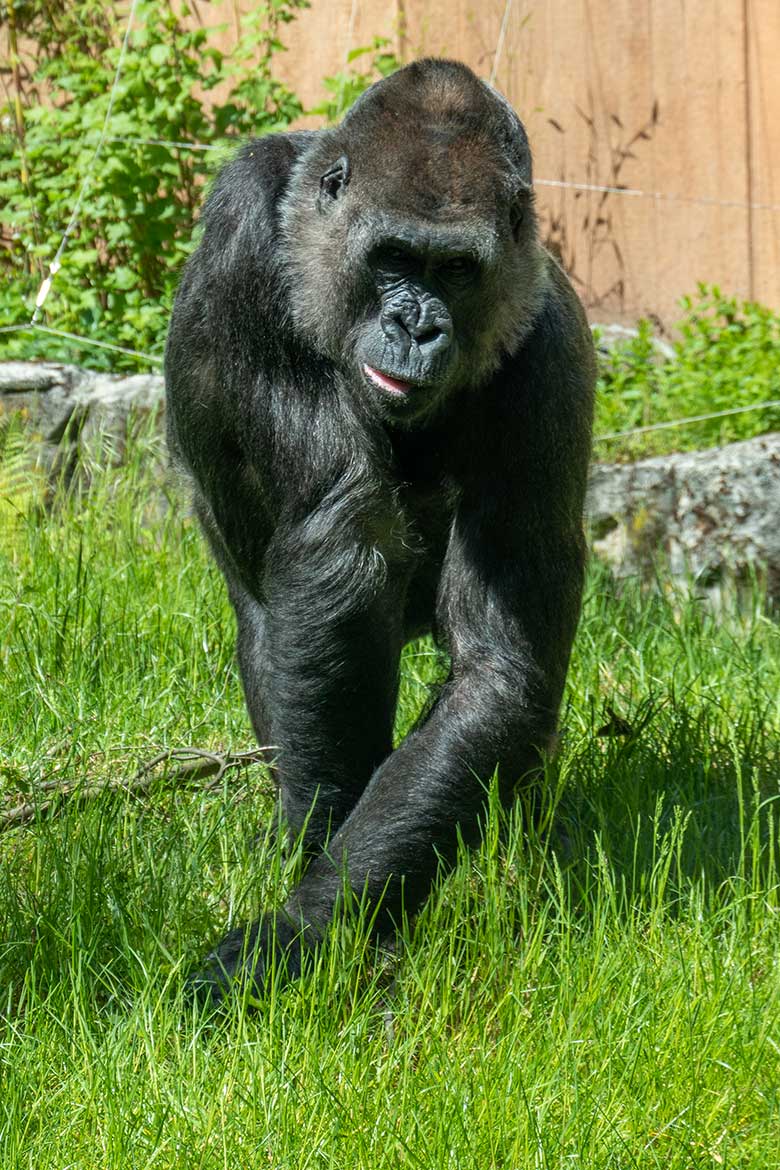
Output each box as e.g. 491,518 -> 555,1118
391,427 -> 460,562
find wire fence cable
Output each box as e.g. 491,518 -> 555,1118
593,399 -> 780,442
0,322 -> 163,365
51,133 -> 780,214
3,322 -> 779,445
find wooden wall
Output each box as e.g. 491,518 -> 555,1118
206,0 -> 780,326
5,1 -> 777,325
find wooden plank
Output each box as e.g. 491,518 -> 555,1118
747,0 -> 780,307
201,0 -> 398,115
676,0 -> 750,304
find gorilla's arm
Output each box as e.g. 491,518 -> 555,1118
165,130 -> 318,498
286,512 -> 585,933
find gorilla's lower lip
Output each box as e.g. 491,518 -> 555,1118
362,364 -> 414,396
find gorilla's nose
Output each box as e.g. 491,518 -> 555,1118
381,298 -> 453,358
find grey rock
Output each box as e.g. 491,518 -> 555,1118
69,373 -> 166,463
591,322 -> 675,362
0,360 -> 82,393
0,360 -> 84,438
587,433 -> 780,601
0,360 -> 164,474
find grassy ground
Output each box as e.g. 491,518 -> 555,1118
1,423 -> 779,1169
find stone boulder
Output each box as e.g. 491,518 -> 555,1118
587,433 -> 780,602
0,360 -> 165,482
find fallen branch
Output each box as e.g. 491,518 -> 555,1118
0,745 -> 276,833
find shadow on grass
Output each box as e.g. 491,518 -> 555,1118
529,694 -> 779,916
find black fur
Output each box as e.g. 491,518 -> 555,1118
165,59 -> 595,1002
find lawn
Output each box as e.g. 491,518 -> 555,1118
1,421 -> 779,1168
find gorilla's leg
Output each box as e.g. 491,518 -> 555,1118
230,588 -> 272,747
263,520 -> 406,852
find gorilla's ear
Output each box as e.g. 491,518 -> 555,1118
510,183 -> 534,241
318,156 -> 351,209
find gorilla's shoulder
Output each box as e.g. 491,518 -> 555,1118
200,131 -> 319,242
520,254 -> 596,391
169,133 -> 322,369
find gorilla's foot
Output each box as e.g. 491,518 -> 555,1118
185,914 -> 305,1010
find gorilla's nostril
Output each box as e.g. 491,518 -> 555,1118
412,324 -> 439,344
419,333 -> 448,356
412,323 -> 451,353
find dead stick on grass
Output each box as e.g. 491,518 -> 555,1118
0,746 -> 277,833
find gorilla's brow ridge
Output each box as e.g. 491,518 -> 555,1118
346,210 -> 499,267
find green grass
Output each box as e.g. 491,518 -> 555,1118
1,421 -> 779,1168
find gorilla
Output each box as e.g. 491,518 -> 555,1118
165,58 -> 595,1002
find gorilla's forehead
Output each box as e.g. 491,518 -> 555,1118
338,59 -> 532,187
346,123 -> 512,208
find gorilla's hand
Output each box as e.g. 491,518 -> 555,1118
185,913 -> 308,1008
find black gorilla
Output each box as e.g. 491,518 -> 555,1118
165,58 -> 595,1000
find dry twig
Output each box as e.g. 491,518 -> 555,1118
0,745 -> 276,833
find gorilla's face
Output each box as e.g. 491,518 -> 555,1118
280,66 -> 547,423
350,216 -> 490,419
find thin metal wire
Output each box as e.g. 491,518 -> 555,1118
55,132 -> 780,214
31,0 -> 141,323
0,322 -> 163,365
105,134 -> 219,152
3,323 -> 779,442
594,399 -> 780,442
535,177 -> 780,214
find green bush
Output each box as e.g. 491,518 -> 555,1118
596,285 -> 780,459
0,0 -> 307,368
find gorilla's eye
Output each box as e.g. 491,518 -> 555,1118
374,244 -> 417,274
383,245 -> 413,266
439,256 -> 477,281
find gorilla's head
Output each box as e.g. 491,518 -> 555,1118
281,59 -> 547,422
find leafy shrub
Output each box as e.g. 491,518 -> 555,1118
0,0 -> 307,368
595,285 -> 780,460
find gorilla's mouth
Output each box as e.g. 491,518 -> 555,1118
362,364 -> 414,397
